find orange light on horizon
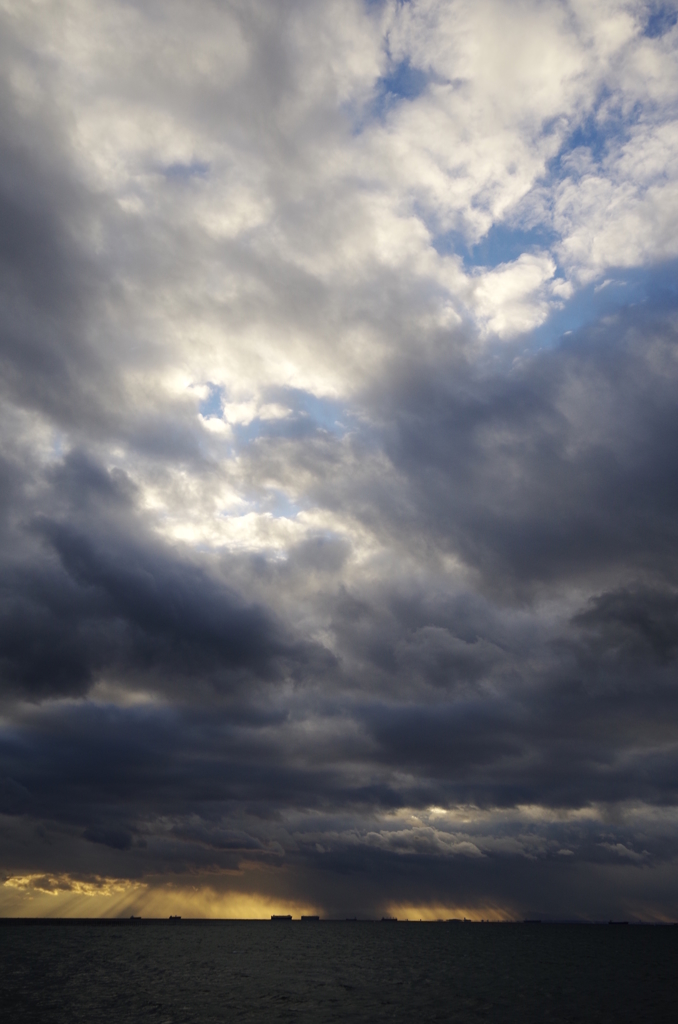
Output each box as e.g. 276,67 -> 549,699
0,873 -> 318,920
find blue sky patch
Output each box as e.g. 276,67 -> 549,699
230,390 -> 348,449
362,58 -> 430,125
644,5 -> 678,38
378,59 -> 428,101
550,104 -> 628,176
198,382 -> 224,418
471,224 -> 558,268
524,257 -> 678,351
265,489 -> 303,520
432,223 -> 558,271
277,387 -> 347,433
163,161 -> 210,181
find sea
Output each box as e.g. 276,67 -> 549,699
1,919 -> 675,1023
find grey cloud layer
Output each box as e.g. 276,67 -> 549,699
3,294 -> 678,916
1,0 -> 678,919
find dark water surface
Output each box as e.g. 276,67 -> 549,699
1,920 -> 675,1023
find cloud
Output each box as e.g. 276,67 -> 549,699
0,448 -> 319,702
371,302 -> 678,592
1,0 -> 678,920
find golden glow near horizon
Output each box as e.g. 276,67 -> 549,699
0,872 -> 520,921
0,874 -> 318,920
1,876 -> 520,921
1,871 -> 665,923
386,903 -> 515,923
0,875 -> 146,919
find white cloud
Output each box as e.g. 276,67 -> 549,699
471,252 -> 558,337
1,1 -> 675,578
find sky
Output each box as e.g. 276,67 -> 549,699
1,0 -> 678,922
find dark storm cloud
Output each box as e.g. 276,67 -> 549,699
215,294 -> 678,805
0,24 -> 108,431
361,682 -> 678,809
36,516 -> 288,676
572,585 -> 678,666
372,299 -> 678,592
3,684 -> 677,918
306,299 -> 678,815
3,295 -> 678,915
0,449 -> 324,701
